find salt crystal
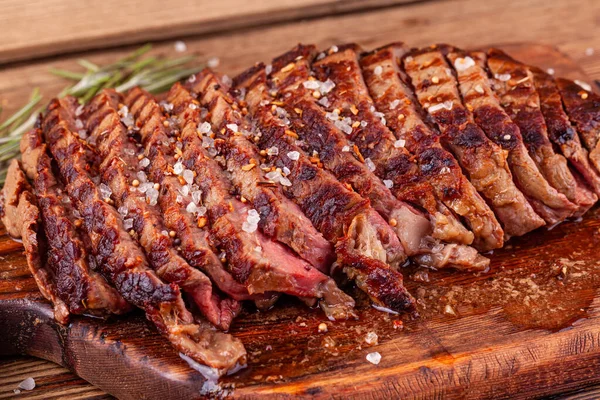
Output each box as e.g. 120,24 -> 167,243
174,41 -> 187,52
17,377 -> 35,391
342,145 -> 350,152
320,79 -> 336,95
207,57 -> 220,69
428,101 -> 454,113
283,166 -> 291,175
266,146 -> 279,156
191,190 -> 202,205
280,176 -> 292,186
374,66 -> 383,76
330,45 -> 339,53
186,202 -> 198,214
118,206 -> 128,217
198,121 -> 212,134
197,205 -> 207,216
179,185 -> 190,196
547,68 -> 555,75
303,80 -> 321,90
146,188 -> 159,206
365,331 -> 379,345
454,57 -> 475,71
265,64 -> 273,75
123,218 -> 134,230
474,84 -> 484,94
202,136 -> 215,148
183,169 -> 195,184
503,134 -> 511,140
124,148 -> 135,156
575,80 -> 592,92
318,96 -> 330,107
78,130 -> 88,139
226,123 -> 238,133
75,104 -> 85,116
254,246 -> 262,253
390,99 -> 401,110
139,157 -> 150,168
222,75 -> 232,87
99,183 -> 112,199
136,171 -> 147,185
176,195 -> 183,204
360,121 -> 368,128
495,73 -> 511,82
173,161 -> 184,175
242,209 -> 260,233
75,119 -> 84,129
138,182 -> 152,193
383,179 -> 393,189
366,352 -> 381,365
365,158 -> 376,172
394,139 -> 405,148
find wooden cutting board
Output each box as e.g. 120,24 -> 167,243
1,43 -> 600,400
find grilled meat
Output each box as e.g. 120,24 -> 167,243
1,159 -> 70,324
41,96 -> 246,370
486,49 -> 596,215
361,43 -> 505,252
311,44 -> 489,270
126,87 -> 356,320
531,68 -> 600,196
20,128 -> 131,318
404,47 -> 545,237
235,61 -> 416,311
446,49 -> 577,224
556,77 -> 600,180
83,89 -> 240,330
188,70 -> 335,273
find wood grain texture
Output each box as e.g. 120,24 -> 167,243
1,42 -> 600,399
0,0 -> 422,64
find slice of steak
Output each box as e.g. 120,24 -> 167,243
20,128 -> 131,318
486,49 -> 596,215
311,44 -> 489,270
186,70 -> 334,273
531,67 -> 600,196
361,43 -> 505,251
83,89 -> 240,330
125,87 -> 355,320
1,159 -> 70,324
235,62 -> 416,312
447,49 -> 577,224
404,47 -> 545,237
41,96 -> 246,370
556,77 -> 600,179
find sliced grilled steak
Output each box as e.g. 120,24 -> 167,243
41,96 -> 246,370
486,49 -> 596,215
83,89 -> 240,330
235,62 -> 416,311
361,43 -> 505,251
187,70 -> 335,273
311,44 -> 489,269
404,47 -> 545,237
531,68 -> 600,196
126,87 -> 356,320
446,49 -> 577,224
556,77 -> 600,178
1,159 -> 70,324
20,128 -> 131,318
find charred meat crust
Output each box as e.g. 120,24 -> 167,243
188,70 -> 335,273
446,49 -> 577,224
404,47 -> 545,237
531,67 -> 600,196
41,96 -> 246,370
236,60 -> 416,311
486,49 -> 596,215
1,159 -> 71,324
83,90 -> 240,330
360,43 -> 504,252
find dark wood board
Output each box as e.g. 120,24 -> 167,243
2,43 -> 600,400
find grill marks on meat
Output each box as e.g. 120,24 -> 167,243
1,159 -> 70,324
446,49 -> 577,224
41,96 -> 246,370
404,48 -> 545,237
361,44 -> 504,252
270,45 -> 408,267
312,45 -> 489,270
531,68 -> 600,196
128,87 -> 356,320
83,90 -> 240,330
486,49 -> 596,215
235,61 -> 416,312
188,70 -> 335,273
557,78 -> 600,181
20,128 -> 131,318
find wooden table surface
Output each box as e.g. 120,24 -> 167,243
1,0 -> 599,398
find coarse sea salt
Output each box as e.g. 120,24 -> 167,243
383,179 -> 393,189
365,158 -> 376,172
575,80 -> 592,92
394,139 -> 406,148
366,352 -> 381,365
453,57 -> 475,72
287,151 -> 300,161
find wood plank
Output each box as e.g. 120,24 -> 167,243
1,0 -> 599,120
0,0 -> 421,64
1,42 -> 600,400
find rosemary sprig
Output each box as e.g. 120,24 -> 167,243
0,43 -> 204,185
